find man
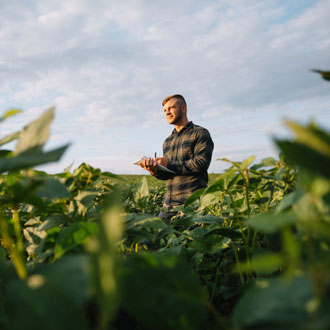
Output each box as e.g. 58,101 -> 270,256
140,94 -> 214,222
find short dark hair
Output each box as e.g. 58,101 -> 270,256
162,94 -> 187,107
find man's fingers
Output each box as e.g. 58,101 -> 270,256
139,157 -> 159,174
144,157 -> 157,167
140,159 -> 147,168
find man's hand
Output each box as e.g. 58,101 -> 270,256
139,157 -> 158,175
155,157 -> 168,168
139,157 -> 169,175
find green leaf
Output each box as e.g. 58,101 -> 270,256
63,161 -> 74,173
125,214 -> 167,230
233,276 -> 314,330
276,140 -> 330,179
85,197 -> 123,328
0,109 -> 22,122
218,157 -> 241,169
235,252 -> 284,275
251,157 -> 277,170
228,173 -> 241,189
0,131 -> 20,147
39,215 -> 69,231
203,227 -> 242,239
248,213 -> 298,233
75,190 -> 98,209
0,145 -> 69,173
55,222 -> 99,259
199,192 -> 219,210
191,215 -> 224,225
275,190 -> 302,213
102,171 -> 123,180
15,107 -> 55,154
203,177 -> 224,194
0,149 -> 12,158
255,197 -> 269,205
133,177 -> 149,210
34,254 -> 91,305
311,69 -> 330,81
36,178 -> 70,200
119,252 -> 207,330
284,120 -> 330,157
241,155 -> 256,169
0,246 -> 7,261
5,276 -> 89,330
184,188 -> 205,207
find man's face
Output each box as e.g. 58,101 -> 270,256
163,98 -> 185,125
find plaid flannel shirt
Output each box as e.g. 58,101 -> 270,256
155,121 -> 214,206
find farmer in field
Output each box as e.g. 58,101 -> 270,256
140,94 -> 214,222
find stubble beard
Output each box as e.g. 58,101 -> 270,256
169,110 -> 183,125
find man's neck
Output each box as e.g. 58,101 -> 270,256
174,119 -> 189,132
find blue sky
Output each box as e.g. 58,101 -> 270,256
0,0 -> 329,174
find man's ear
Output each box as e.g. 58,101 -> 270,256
182,104 -> 187,115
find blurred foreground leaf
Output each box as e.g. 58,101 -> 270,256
119,252 -> 207,330
233,276 -> 319,330
15,107 -> 54,154
0,145 -> 69,173
248,213 -> 298,233
0,109 -> 22,122
311,69 -> 330,81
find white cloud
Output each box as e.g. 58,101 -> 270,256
0,0 -> 329,174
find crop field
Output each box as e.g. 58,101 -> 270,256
1,72 -> 330,330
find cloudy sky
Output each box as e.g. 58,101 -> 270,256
1,0 -> 329,174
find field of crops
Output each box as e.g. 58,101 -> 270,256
1,72 -> 330,330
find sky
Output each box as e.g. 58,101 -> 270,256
0,0 -> 329,174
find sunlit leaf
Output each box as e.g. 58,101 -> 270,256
284,120 -> 330,157
15,107 -> 55,154
0,131 -> 20,147
133,176 -> 149,210
218,157 -> 241,169
241,155 -> 256,169
0,109 -> 22,122
251,157 -> 277,170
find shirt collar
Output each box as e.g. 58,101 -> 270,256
172,121 -> 193,135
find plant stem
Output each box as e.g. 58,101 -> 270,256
0,212 -> 27,279
233,244 -> 244,285
12,208 -> 24,254
227,190 -> 246,240
210,266 -> 219,303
